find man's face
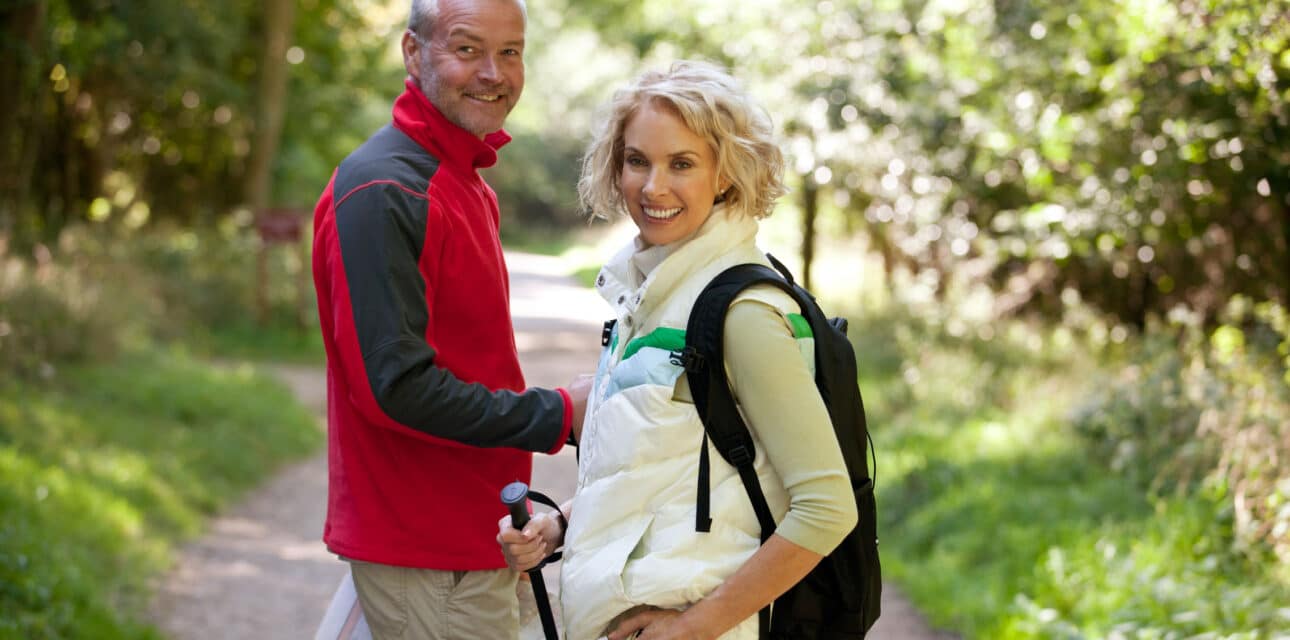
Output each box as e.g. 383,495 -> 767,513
403,0 -> 526,138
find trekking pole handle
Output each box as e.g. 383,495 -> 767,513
501,481 -> 532,530
500,481 -> 561,640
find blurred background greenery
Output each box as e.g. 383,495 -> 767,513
1,0 -> 1288,637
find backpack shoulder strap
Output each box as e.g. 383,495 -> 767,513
683,261 -> 816,540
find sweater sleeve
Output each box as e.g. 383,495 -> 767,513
722,295 -> 857,555
327,181 -> 570,453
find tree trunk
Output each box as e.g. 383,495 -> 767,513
800,173 -> 819,291
243,0 -> 296,214
0,0 -> 48,242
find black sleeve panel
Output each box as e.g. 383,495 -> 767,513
366,338 -> 567,451
335,183 -> 431,358
333,147 -> 564,453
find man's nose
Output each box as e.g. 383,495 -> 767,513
477,55 -> 501,83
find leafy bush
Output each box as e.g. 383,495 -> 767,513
862,292 -> 1290,637
0,236 -> 157,378
0,224 -> 318,379
1074,297 -> 1290,562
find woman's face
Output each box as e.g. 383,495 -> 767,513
619,102 -> 724,247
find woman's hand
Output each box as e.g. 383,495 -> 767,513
496,510 -> 562,572
606,606 -> 705,640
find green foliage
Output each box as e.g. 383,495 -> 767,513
0,231 -> 155,377
129,225 -> 316,337
1004,499 -> 1290,638
275,0 -> 405,208
1074,297 -> 1290,561
0,224 -> 319,379
193,321 -> 325,364
834,246 -> 1290,634
486,131 -> 588,235
863,299 -> 1290,637
0,351 -> 321,639
1,0 -> 396,245
563,0 -> 1288,327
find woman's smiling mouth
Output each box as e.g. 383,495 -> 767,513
643,206 -> 682,220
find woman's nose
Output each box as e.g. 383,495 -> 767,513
643,170 -> 667,198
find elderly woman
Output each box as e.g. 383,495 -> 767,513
499,61 -> 856,640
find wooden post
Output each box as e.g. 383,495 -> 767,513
254,209 -> 305,326
257,239 -> 270,325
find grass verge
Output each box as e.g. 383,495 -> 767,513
189,322 -> 326,365
0,349 -> 323,639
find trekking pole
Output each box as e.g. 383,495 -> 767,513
501,481 -> 559,640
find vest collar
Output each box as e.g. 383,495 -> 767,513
597,208 -> 760,322
391,77 -> 511,170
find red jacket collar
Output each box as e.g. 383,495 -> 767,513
391,78 -> 511,170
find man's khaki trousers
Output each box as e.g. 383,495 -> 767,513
349,560 -> 520,640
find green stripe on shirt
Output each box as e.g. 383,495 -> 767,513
787,313 -> 812,339
622,327 -> 686,360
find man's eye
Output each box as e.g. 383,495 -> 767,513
458,46 -> 477,54
502,48 -> 521,56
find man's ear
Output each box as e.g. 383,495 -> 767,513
402,30 -> 423,81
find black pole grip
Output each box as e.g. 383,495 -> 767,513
501,481 -> 531,529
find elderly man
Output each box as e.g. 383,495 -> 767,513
310,0 -> 585,637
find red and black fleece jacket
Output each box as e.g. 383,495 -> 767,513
311,79 -> 572,569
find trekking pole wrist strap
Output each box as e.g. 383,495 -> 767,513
525,489 -> 567,567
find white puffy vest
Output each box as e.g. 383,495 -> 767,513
559,212 -> 807,640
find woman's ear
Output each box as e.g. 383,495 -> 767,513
714,181 -> 731,204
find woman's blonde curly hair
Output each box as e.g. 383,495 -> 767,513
578,60 -> 787,220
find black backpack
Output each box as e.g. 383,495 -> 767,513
679,254 -> 881,639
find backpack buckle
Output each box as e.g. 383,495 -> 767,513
727,444 -> 752,467
670,346 -> 706,372
601,320 -> 616,347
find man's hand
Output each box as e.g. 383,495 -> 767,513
567,373 -> 593,444
496,511 -> 562,572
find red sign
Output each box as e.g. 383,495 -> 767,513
256,209 -> 305,244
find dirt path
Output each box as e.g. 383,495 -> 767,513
149,251 -> 954,639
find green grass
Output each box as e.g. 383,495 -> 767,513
854,308 -> 1290,638
572,264 -> 601,289
0,349 -> 323,639
189,321 -> 325,364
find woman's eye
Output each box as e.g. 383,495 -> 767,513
673,160 -> 693,170
626,156 -> 646,167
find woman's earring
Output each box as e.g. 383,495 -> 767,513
714,183 -> 731,204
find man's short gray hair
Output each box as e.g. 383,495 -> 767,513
408,0 -> 438,33
408,0 -> 527,34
